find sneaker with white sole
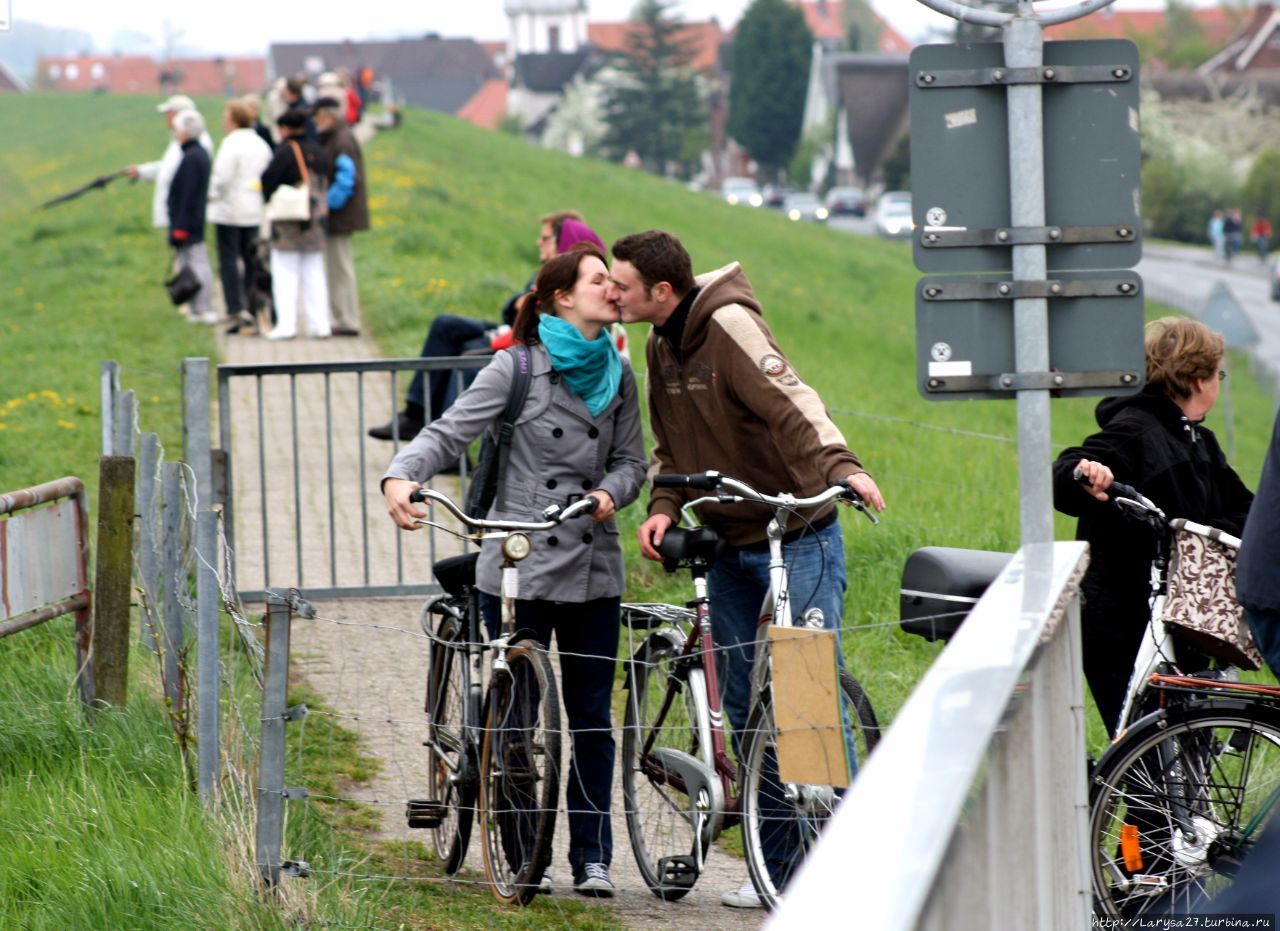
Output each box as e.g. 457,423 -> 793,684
720,881 -> 763,908
574,862 -> 615,898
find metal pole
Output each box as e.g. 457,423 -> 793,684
113,389 -> 135,461
256,595 -> 291,888
183,358 -> 212,510
1004,12 -> 1055,547
138,433 -> 161,650
100,360 -> 119,456
196,508 -> 220,805
161,462 -> 184,714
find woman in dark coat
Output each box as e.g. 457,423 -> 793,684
1053,316 -> 1253,735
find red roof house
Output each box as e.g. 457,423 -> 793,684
791,1 -> 912,53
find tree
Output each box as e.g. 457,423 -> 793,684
843,0 -> 883,53
1243,149 -> 1280,230
728,0 -> 813,180
601,0 -> 707,175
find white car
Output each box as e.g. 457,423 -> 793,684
722,176 -> 763,207
783,192 -> 829,223
874,192 -> 914,238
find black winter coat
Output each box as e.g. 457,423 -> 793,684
168,138 -> 210,246
1053,384 -> 1253,615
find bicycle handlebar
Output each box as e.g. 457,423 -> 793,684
656,470 -> 878,524
408,485 -> 598,531
1073,465 -> 1164,521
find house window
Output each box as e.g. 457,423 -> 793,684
66,63 -> 79,80
549,25 -> 560,53
90,62 -> 104,79
48,64 -> 62,80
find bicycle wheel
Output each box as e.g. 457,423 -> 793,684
622,629 -> 712,901
424,610 -> 475,874
479,638 -> 561,905
741,670 -> 880,911
1089,701 -> 1280,917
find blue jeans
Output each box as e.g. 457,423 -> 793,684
707,518 -> 849,888
480,593 -> 619,876
1245,607 -> 1280,681
406,314 -> 494,418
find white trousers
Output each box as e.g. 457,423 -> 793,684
270,248 -> 330,337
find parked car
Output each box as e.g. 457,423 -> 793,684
722,176 -> 763,207
763,184 -> 796,209
783,192 -> 829,223
874,192 -> 914,238
825,186 -> 867,216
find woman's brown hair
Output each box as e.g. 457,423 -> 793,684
1145,316 -> 1224,400
512,244 -> 607,345
225,100 -> 253,129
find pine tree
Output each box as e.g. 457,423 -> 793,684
727,0 -> 813,179
601,0 -> 706,175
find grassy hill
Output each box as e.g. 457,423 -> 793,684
1,93 -> 1276,927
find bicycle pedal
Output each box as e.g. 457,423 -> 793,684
657,855 -> 699,890
405,799 -> 446,829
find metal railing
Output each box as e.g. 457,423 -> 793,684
773,542 -> 1091,930
214,356 -> 488,602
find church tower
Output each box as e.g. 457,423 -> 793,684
506,0 -> 589,57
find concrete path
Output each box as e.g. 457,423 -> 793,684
215,326 -> 764,928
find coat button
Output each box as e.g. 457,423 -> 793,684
581,532 -> 593,544
548,535 -> 559,546
552,427 -> 564,438
588,427 -> 599,438
550,372 -> 561,384
546,478 -> 558,489
581,479 -> 592,490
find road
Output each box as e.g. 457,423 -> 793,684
827,215 -> 1280,382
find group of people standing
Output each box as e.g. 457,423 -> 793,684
1208,207 -> 1272,264
129,76 -> 369,340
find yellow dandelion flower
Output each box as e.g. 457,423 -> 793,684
0,423 -> 6,431
26,392 -> 36,401
151,395 -> 160,403
58,419 -> 76,430
34,302 -> 44,311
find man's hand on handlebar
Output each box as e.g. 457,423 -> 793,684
384,478 -> 427,530
1073,459 -> 1115,502
638,513 -> 673,561
845,472 -> 885,512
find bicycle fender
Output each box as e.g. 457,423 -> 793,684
623,628 -> 685,692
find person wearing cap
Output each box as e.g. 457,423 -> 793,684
168,109 -> 215,323
260,108 -> 331,340
313,95 -> 369,337
125,94 -> 214,232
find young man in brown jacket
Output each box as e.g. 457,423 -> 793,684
607,230 -> 884,907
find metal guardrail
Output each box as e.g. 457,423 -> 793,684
773,542 -> 1091,931
214,356 -> 489,602
0,476 -> 94,705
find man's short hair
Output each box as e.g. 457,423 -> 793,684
611,230 -> 695,294
172,108 -> 205,140
313,95 -> 343,113
540,209 -> 583,238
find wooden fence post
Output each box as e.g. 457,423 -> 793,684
92,455 -> 136,708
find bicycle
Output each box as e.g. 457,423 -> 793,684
402,485 -> 597,905
621,470 -> 881,910
1080,478 -> 1280,917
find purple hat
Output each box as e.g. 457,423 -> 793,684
557,218 -> 605,255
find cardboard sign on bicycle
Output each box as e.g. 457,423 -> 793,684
768,626 -> 852,788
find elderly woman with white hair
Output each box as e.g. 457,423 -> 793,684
168,108 -> 216,323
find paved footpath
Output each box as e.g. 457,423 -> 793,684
216,326 -> 764,929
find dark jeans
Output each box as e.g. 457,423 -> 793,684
214,224 -> 260,316
480,592 -> 619,875
405,314 -> 496,419
1245,607 -> 1280,681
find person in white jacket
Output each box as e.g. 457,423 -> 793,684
208,99 -> 273,332
126,94 -> 214,230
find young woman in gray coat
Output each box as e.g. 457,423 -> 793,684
383,245 -> 646,897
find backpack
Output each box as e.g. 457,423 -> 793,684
464,345 -> 532,518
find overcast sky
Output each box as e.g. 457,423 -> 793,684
9,1 -> 1197,55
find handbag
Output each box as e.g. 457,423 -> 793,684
1161,526 -> 1262,670
164,264 -> 201,306
264,141 -> 310,222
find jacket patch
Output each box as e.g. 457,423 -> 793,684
759,353 -> 799,386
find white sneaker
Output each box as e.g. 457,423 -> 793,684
265,329 -> 296,341
574,862 -> 614,898
720,880 -> 763,908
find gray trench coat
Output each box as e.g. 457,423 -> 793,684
383,343 -> 647,602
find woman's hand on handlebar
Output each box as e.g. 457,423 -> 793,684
845,472 -> 885,512
384,478 -> 427,530
1073,459 -> 1115,502
585,489 -> 616,522
637,513 -> 673,561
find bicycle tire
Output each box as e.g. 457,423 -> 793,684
741,669 -> 880,911
479,638 -> 561,905
1089,700 -> 1280,918
424,611 -> 475,874
621,629 -> 711,901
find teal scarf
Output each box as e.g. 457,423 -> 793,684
538,315 -> 622,416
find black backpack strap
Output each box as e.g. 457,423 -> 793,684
493,345 -> 532,511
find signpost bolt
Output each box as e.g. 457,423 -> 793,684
1001,376 -> 1014,388
925,287 -> 942,298
1117,282 -> 1133,294
920,72 -> 935,84
1117,227 -> 1132,238
993,69 -> 1005,81
928,378 -> 942,390
997,229 -> 1010,242
998,283 -> 1012,295
1112,67 -> 1128,79
1048,228 -> 1061,241
1043,67 -> 1057,80
1053,374 -> 1065,386
1121,373 -> 1136,384
1049,282 -> 1062,295
926,232 -> 940,244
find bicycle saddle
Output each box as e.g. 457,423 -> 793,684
433,552 -> 479,597
657,526 -> 726,572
